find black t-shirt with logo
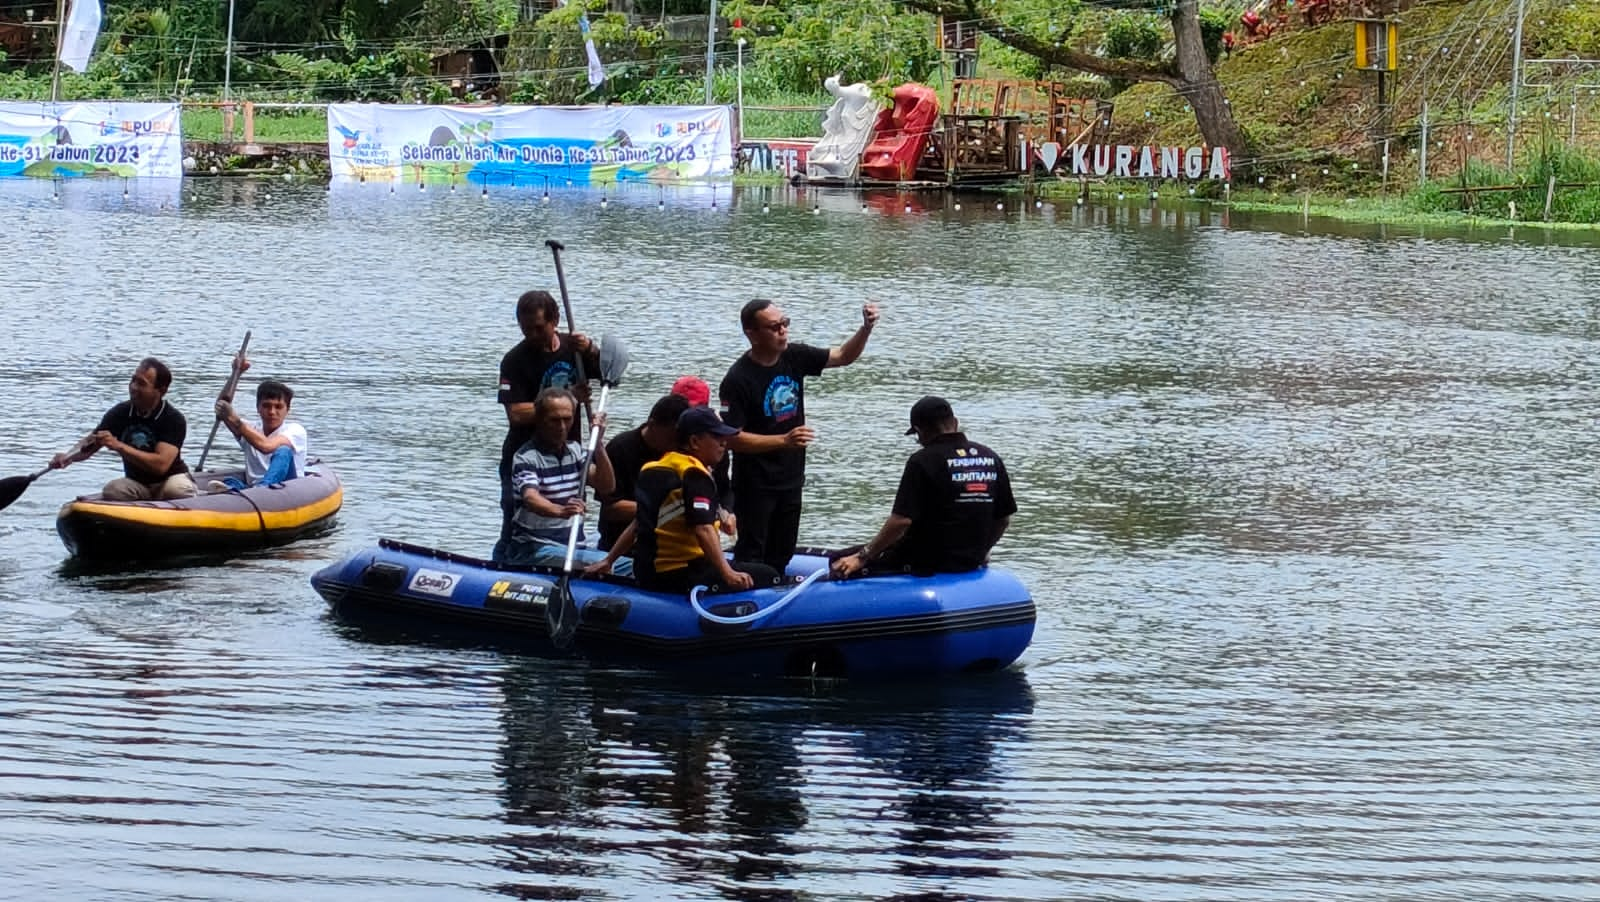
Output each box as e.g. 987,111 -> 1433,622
598,425 -> 651,551
890,432 -> 1017,573
96,400 -> 189,482
497,335 -> 597,470
718,342 -> 829,493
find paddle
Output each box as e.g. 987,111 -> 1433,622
196,330 -> 252,473
0,431 -> 99,513
0,468 -> 48,513
548,332 -> 630,650
544,239 -> 595,427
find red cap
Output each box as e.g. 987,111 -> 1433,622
671,376 -> 711,407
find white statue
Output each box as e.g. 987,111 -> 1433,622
806,75 -> 880,181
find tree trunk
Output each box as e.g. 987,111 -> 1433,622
1170,0 -> 1249,171
903,0 -> 1252,170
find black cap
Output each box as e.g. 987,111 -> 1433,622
678,406 -> 741,442
905,395 -> 954,434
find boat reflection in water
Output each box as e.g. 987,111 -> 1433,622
490,661 -> 1034,896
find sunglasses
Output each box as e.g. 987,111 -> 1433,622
757,317 -> 791,334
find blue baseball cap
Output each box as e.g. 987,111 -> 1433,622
678,406 -> 740,442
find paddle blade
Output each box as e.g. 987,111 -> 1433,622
0,471 -> 43,512
547,581 -> 579,650
597,333 -> 630,387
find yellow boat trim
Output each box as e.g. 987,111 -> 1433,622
62,486 -> 343,534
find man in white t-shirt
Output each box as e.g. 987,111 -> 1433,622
212,359 -> 308,490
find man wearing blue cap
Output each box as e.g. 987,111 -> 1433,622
588,407 -> 780,594
832,396 -> 1016,579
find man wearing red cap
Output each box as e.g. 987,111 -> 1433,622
832,396 -> 1015,579
671,373 -> 734,535
670,375 -> 711,407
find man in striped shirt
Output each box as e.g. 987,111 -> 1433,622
502,387 -> 615,568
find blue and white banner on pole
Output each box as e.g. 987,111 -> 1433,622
327,104 -> 735,184
58,0 -> 103,73
0,102 -> 183,179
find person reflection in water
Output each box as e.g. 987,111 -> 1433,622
492,666 -> 809,896
490,665 -> 1032,895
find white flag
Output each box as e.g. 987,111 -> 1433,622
57,0 -> 103,73
558,0 -> 606,88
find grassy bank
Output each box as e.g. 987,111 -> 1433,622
182,105 -> 329,143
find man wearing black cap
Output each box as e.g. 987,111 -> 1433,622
831,396 -> 1016,579
587,407 -> 781,594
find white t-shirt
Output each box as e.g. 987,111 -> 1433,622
237,420 -> 308,483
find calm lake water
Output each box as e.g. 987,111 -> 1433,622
2,176 -> 1598,900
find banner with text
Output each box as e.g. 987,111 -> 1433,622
327,104 -> 735,183
0,102 -> 182,179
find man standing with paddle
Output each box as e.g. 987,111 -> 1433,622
720,299 -> 880,573
49,357 -> 198,501
495,289 -> 599,561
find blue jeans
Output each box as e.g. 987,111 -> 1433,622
222,447 -> 295,489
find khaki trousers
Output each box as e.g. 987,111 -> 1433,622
102,473 -> 199,501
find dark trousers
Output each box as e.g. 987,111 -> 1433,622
642,557 -> 781,595
732,487 -> 803,573
493,462 -> 515,562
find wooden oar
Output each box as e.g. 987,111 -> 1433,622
548,333 -> 630,650
196,330 -> 252,473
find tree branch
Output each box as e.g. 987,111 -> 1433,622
901,0 -> 1180,86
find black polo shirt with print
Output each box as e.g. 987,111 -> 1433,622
888,431 -> 1017,573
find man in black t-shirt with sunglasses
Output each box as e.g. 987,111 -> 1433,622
719,298 -> 879,573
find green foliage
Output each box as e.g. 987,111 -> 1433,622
1198,7 -> 1228,64
1104,13 -> 1164,61
722,0 -> 939,93
422,0 -> 520,40
1433,143 -> 1600,223
504,5 -> 685,104
257,46 -> 432,101
1529,0 -> 1600,58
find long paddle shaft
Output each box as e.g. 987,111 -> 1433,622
196,330 -> 252,473
562,384 -> 612,573
544,239 -> 595,426
548,383 -> 611,650
548,333 -> 629,649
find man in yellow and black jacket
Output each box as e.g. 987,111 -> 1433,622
587,407 -> 781,595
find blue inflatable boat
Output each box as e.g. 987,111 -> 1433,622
310,539 -> 1036,681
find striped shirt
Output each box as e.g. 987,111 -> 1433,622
510,438 -> 588,545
